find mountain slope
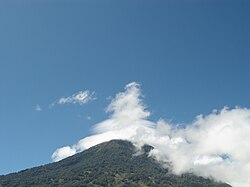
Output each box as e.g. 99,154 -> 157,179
0,140 -> 231,187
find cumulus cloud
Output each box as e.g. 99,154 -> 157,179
52,146 -> 76,162
52,90 -> 95,107
52,82 -> 250,187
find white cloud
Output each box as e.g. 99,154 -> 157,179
52,82 -> 250,187
35,105 -> 42,112
52,146 -> 76,162
53,90 -> 95,106
193,155 -> 224,166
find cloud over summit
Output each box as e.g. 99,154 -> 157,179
52,82 -> 250,187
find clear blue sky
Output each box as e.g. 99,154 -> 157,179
0,0 -> 249,175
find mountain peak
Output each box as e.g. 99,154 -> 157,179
142,144 -> 154,153
0,140 -> 231,187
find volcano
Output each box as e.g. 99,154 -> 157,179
0,140 -> 231,187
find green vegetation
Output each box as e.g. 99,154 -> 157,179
0,140 -> 231,187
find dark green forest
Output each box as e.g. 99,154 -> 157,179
0,140 -> 231,187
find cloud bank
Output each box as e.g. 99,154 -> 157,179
52,82 -> 250,187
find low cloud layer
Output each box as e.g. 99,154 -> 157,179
52,82 -> 250,187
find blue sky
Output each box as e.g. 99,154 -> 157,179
0,0 -> 250,175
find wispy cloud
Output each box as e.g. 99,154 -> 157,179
35,105 -> 42,112
52,82 -> 250,187
51,90 -> 96,107
86,116 -> 92,120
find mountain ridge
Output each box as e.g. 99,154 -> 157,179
0,140 -> 231,187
